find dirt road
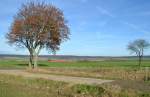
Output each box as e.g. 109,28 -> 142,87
0,70 -> 113,85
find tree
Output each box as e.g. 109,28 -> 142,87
127,39 -> 149,67
6,2 -> 70,69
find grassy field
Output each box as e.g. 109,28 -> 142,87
0,74 -> 103,97
0,59 -> 150,80
0,59 -> 150,69
0,74 -> 149,97
0,58 -> 150,97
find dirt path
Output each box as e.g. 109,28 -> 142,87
0,70 -> 113,85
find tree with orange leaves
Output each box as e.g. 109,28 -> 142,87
6,2 -> 70,69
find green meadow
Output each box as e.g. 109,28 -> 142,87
0,58 -> 150,97
0,59 -> 150,69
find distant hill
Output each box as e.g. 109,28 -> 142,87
0,54 -> 150,61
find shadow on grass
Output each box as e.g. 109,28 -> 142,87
16,63 -> 49,67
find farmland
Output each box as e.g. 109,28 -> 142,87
0,56 -> 150,69
0,56 -> 150,97
0,57 -> 150,80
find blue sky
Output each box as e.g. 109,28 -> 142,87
0,0 -> 150,56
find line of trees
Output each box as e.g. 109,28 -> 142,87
6,1 -> 150,69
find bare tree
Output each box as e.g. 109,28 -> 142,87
127,39 -> 149,67
6,2 -> 70,69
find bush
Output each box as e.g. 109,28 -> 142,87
72,84 -> 105,97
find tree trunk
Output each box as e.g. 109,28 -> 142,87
28,47 -> 41,69
29,51 -> 34,69
33,46 -> 41,69
33,53 -> 38,69
29,55 -> 32,69
139,56 -> 142,67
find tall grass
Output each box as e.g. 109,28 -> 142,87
0,74 -> 149,97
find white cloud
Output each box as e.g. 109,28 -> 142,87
95,6 -> 150,36
122,21 -> 150,35
96,6 -> 115,18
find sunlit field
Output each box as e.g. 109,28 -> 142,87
0,57 -> 150,97
0,59 -> 150,69
0,58 -> 150,81
0,74 -> 149,97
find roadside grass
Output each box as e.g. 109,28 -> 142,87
72,84 -> 105,96
0,74 -> 105,97
0,74 -> 149,97
0,59 -> 149,81
29,67 -> 150,81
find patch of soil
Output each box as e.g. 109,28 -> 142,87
110,80 -> 150,92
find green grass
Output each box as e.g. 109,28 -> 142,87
0,74 -> 105,97
0,58 -> 150,97
72,84 -> 105,96
0,74 -> 149,97
39,60 -> 150,68
0,74 -> 66,97
0,59 -> 149,81
0,59 -> 150,69
0,59 -> 27,69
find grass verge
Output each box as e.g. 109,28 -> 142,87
0,74 -> 150,97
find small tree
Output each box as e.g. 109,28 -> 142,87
6,2 -> 70,69
127,39 -> 149,67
